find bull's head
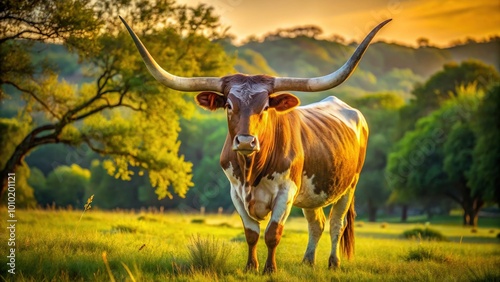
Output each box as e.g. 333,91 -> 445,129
120,17 -> 390,156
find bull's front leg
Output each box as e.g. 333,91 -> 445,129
230,187 -> 260,271
263,186 -> 296,274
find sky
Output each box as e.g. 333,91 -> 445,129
178,0 -> 500,47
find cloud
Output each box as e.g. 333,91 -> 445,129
410,1 -> 498,20
178,0 -> 500,46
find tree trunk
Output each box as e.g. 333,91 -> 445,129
367,200 -> 377,222
446,181 -> 484,227
1,140 -> 31,197
1,125 -> 58,198
401,205 -> 408,222
426,207 -> 433,220
463,208 -> 478,226
463,198 -> 484,227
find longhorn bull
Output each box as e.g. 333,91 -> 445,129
121,17 -> 390,273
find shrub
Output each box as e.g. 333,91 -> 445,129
191,218 -> 206,224
187,235 -> 232,274
404,245 -> 451,262
402,227 -> 448,241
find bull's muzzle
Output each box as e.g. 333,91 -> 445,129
233,134 -> 260,155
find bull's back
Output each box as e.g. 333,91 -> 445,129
294,96 -> 368,208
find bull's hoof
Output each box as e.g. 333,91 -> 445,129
245,262 -> 259,272
263,263 -> 277,274
328,256 -> 340,269
302,257 -> 315,266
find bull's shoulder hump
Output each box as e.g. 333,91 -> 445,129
299,96 -> 367,141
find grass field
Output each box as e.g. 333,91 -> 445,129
1,207 -> 499,281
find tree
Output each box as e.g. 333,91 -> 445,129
387,61 -> 499,223
417,37 -> 430,47
386,87 -> 484,226
354,93 -> 404,221
443,122 -> 481,225
0,0 -> 234,200
27,167 -> 46,205
264,25 -> 323,40
43,164 -> 90,207
178,113 -> 232,212
468,84 -> 500,205
396,60 -> 500,137
84,160 -> 139,209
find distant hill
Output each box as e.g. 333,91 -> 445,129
19,38 -> 499,106
447,41 -> 499,69
223,37 -> 499,103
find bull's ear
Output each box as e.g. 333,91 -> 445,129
196,92 -> 226,111
269,93 -> 300,112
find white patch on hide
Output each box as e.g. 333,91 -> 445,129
229,84 -> 268,106
225,163 -> 260,233
300,96 -> 366,143
293,173 -> 330,208
224,164 -> 298,223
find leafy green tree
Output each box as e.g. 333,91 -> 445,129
443,122 -> 481,225
387,61 -> 499,223
25,144 -> 97,176
0,0 -> 234,200
28,167 -> 46,205
0,0 -> 100,101
43,164 -> 90,207
468,84 -> 500,205
84,160 -> 138,209
178,114 -> 232,212
386,87 -> 483,225
396,60 -> 499,137
354,93 -> 404,221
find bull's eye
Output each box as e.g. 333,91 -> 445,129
225,102 -> 232,110
263,105 -> 269,111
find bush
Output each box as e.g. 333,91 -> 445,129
187,235 -> 232,274
402,227 -> 448,241
404,245 -> 451,262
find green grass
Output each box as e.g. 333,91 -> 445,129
1,208 -> 499,281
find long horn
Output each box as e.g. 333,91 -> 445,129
273,19 -> 392,92
119,16 -> 223,92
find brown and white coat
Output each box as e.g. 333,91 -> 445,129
121,17 -> 390,273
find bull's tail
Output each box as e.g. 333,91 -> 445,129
340,196 -> 355,259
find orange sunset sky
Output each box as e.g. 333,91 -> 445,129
178,0 -> 500,47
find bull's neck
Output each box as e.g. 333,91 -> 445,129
221,110 -> 301,188
239,110 -> 299,187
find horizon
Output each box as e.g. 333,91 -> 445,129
178,0 -> 500,48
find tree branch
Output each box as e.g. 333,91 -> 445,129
4,80 -> 61,120
64,68 -> 119,120
83,138 -> 137,159
71,101 -> 141,121
444,191 -> 463,205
